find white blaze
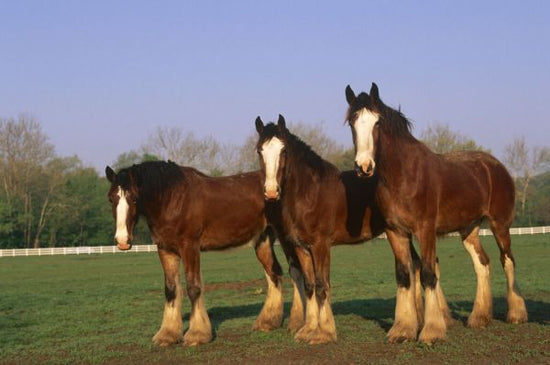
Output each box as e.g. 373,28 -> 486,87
354,109 -> 379,170
261,137 -> 285,194
114,187 -> 130,244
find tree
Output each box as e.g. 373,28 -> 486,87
110,150 -> 159,171
0,115 -> 55,247
504,136 -> 550,224
420,123 -> 486,154
31,156 -> 82,248
142,126 -> 228,175
47,167 -> 114,247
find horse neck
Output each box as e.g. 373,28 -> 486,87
285,140 -> 326,188
377,130 -> 419,181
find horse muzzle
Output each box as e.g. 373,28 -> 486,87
355,161 -> 375,178
264,187 -> 280,201
114,236 -> 133,251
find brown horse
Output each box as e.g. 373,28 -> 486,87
345,83 -> 528,343
255,115 -> 426,344
105,160 -> 290,346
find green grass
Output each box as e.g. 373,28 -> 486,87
0,235 -> 549,364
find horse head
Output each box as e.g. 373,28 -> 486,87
255,114 -> 288,201
105,165 -> 140,250
345,83 -> 382,178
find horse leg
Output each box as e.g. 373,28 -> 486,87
386,230 -> 419,343
435,257 -> 453,326
409,240 -> 424,328
152,248 -> 183,346
181,243 -> 212,346
293,246 -> 319,343
417,228 -> 447,344
490,220 -> 528,324
252,227 -> 284,331
279,238 -> 306,333
460,225 -> 493,328
309,242 -> 337,345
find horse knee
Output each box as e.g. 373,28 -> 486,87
165,281 -> 178,303
187,284 -> 202,302
315,280 -> 328,302
395,260 -> 411,288
304,282 -> 315,298
420,263 -> 437,289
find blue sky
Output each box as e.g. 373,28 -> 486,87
1,1 -> 549,171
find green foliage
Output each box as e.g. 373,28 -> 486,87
0,236 -> 548,364
420,123 -> 487,154
514,171 -> 550,226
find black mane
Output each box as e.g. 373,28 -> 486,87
116,160 -> 186,197
348,92 -> 414,140
262,123 -> 330,175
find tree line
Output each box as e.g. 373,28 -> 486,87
1,115 -> 548,249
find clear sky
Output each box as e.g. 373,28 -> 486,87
1,1 -> 549,172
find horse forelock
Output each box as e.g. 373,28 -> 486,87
346,92 -> 372,124
115,161 -> 185,197
347,91 -> 413,139
258,122 -> 332,179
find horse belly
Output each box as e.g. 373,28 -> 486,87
199,212 -> 266,250
436,193 -> 486,234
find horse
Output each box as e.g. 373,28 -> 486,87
344,83 -> 528,343
105,160 -> 290,346
255,115 -> 428,344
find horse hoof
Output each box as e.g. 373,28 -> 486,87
308,329 -> 337,345
467,313 -> 492,328
252,318 -> 281,332
183,331 -> 212,346
294,325 -> 315,342
252,315 -> 283,332
507,311 -> 528,324
387,322 -> 417,343
152,330 -> 183,347
418,324 -> 446,344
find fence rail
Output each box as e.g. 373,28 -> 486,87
1,226 -> 549,258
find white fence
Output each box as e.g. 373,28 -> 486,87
0,244 -> 158,258
1,226 -> 549,258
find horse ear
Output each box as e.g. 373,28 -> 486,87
345,85 -> 356,105
277,114 -> 287,131
370,82 -> 380,104
255,116 -> 264,134
105,166 -> 116,182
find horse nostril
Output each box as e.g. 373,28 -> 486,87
354,163 -> 365,177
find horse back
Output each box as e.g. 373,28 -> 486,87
442,151 -> 515,221
157,169 -> 267,250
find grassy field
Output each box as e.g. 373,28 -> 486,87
1,235 -> 549,364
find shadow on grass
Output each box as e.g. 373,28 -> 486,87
184,296 -> 548,339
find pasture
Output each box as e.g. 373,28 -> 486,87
1,235 -> 548,364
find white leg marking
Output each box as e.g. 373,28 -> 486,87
419,287 -> 447,344
503,255 -> 528,323
254,270 -> 283,331
463,241 -> 492,327
153,278 -> 183,346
